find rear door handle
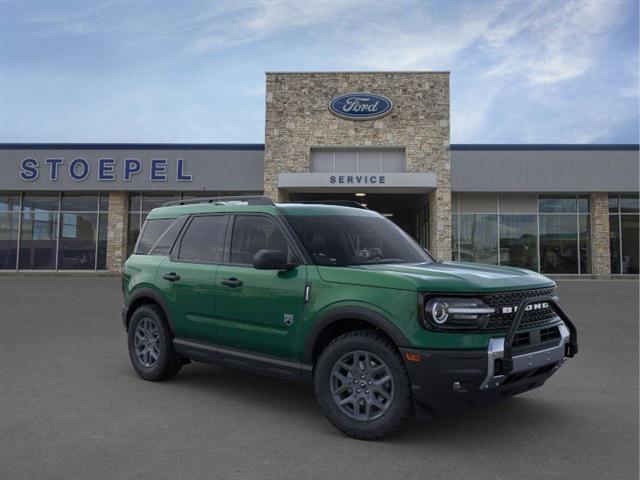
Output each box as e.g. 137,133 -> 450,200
222,277 -> 243,287
163,272 -> 181,282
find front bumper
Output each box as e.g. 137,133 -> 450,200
401,323 -> 571,412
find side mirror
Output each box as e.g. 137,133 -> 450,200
252,249 -> 297,271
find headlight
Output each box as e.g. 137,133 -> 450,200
424,297 -> 495,330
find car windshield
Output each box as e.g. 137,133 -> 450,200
286,214 -> 433,266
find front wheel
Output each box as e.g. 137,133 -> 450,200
314,330 -> 412,440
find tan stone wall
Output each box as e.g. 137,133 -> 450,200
106,191 -> 129,272
590,192 -> 611,277
264,72 -> 451,260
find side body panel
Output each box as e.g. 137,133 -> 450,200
214,264 -> 308,359
156,257 -> 219,344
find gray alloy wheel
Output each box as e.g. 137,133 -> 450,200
330,350 -> 394,421
133,317 -> 161,368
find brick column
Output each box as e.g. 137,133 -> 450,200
106,191 -> 129,272
429,187 -> 452,262
590,192 -> 611,277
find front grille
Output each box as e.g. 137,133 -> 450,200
481,287 -> 559,332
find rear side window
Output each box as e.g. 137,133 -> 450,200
178,215 -> 227,263
148,216 -> 187,256
135,218 -> 175,255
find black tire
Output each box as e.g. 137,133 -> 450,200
314,329 -> 412,440
127,304 -> 182,381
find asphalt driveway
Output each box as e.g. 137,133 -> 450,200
1,277 -> 638,480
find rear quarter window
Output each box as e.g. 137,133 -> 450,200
135,217 -> 184,255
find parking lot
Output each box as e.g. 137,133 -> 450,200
1,277 -> 638,480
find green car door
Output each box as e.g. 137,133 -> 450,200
158,214 -> 229,344
214,214 -> 307,360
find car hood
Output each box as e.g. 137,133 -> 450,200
316,261 -> 554,293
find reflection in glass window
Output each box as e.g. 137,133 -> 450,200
458,214 -> 498,265
499,215 -> 538,271
539,215 -> 578,274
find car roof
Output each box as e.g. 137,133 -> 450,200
146,201 -> 380,220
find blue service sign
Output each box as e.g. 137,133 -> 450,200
329,93 -> 393,120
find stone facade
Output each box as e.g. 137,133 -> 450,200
264,72 -> 452,260
106,191 -> 129,272
590,192 -> 611,277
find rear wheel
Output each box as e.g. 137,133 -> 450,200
314,330 -> 412,440
127,304 -> 181,381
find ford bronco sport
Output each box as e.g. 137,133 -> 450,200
122,196 -> 577,440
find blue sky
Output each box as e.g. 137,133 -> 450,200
1,0 -> 638,144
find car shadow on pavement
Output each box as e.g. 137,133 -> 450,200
132,361 -> 573,443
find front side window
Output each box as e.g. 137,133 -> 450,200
286,214 -> 431,267
230,216 -> 293,265
178,215 -> 227,263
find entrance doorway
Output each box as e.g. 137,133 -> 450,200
287,192 -> 429,248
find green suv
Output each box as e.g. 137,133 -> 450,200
122,196 -> 577,439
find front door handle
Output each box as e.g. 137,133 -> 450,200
222,277 -> 243,287
163,272 -> 181,282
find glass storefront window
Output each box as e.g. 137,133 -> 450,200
538,196 -> 577,213
0,212 -> 19,269
499,214 -> 538,271
141,193 -> 181,211
620,215 -> 639,274
19,211 -> 59,269
61,193 -> 99,211
127,213 -> 142,256
458,214 -> 498,264
451,214 -> 459,261
0,192 -> 21,212
609,194 -> 639,274
620,194 -> 639,214
58,213 -> 98,269
22,193 -> 59,212
539,215 -> 578,274
579,215 -> 591,274
578,195 -> 590,214
610,215 -> 621,274
1,192 -> 107,270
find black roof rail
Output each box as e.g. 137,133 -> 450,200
285,200 -> 368,209
163,195 -> 274,207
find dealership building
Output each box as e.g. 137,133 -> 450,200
0,72 -> 638,276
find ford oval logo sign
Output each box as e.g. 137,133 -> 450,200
329,93 -> 393,120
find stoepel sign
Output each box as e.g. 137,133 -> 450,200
19,157 -> 192,182
329,93 -> 393,120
